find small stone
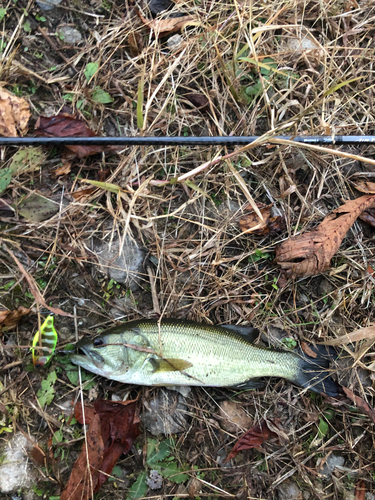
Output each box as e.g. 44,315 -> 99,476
188,477 -> 202,497
36,0 -> 63,11
168,385 -> 191,398
277,479 -> 303,500
287,35 -> 320,53
317,277 -> 335,297
167,33 -> 182,50
343,490 -> 356,500
0,433 -> 35,493
58,26 -> 82,45
284,33 -> 323,66
88,386 -> 99,401
319,454 -> 345,479
219,400 -> 252,433
141,389 -> 188,436
110,296 -> 134,319
261,323 -> 289,347
216,448 -> 232,468
94,234 -> 146,291
147,470 -> 163,490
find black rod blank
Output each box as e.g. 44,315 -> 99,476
0,135 -> 375,146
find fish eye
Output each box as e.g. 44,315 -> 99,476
93,338 -> 104,347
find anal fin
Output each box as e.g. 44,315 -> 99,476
229,378 -> 266,391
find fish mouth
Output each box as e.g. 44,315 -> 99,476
71,345 -> 105,368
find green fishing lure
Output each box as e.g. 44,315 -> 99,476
31,315 -> 58,367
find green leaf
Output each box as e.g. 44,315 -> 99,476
52,428 -> 63,444
109,465 -> 123,481
0,8 -> 7,21
84,62 -> 99,82
0,167 -> 14,195
66,367 -> 79,385
245,81 -> 262,96
147,438 -> 174,465
281,337 -> 297,349
37,371 -> 57,407
82,179 -> 121,193
323,76 -> 364,97
137,75 -> 144,130
260,57 -> 277,76
152,461 -> 189,483
127,471 -> 148,500
185,180 -> 209,197
318,417 -> 329,438
324,409 -> 334,421
9,147 -> 45,174
23,21 -> 31,33
0,148 -> 45,195
18,193 -> 59,222
92,88 -> 113,104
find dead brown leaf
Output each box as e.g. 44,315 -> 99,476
342,386 -> 375,424
0,87 -> 31,137
35,114 -> 118,159
54,162 -> 72,176
301,341 -> 317,358
71,186 -> 97,200
352,180 -> 375,194
0,306 -> 30,330
359,208 -> 375,228
323,325 -> 375,346
355,480 -> 366,500
239,204 -> 285,235
276,195 -> 375,281
138,11 -> 198,36
185,93 -> 209,111
225,420 -> 278,462
62,399 -> 141,499
60,413 -> 104,500
128,32 -> 144,57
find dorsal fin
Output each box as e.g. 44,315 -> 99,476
222,325 -> 259,343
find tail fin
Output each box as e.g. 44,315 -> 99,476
294,345 -> 340,397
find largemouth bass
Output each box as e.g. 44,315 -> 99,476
71,318 -> 338,396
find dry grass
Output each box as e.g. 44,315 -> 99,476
1,0 -> 375,498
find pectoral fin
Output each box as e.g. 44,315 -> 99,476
150,358 -> 193,372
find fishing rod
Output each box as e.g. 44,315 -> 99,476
0,135 -> 375,146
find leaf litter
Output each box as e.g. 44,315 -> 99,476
2,0 -> 375,498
